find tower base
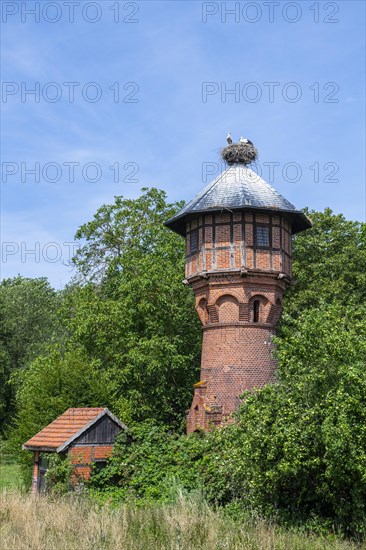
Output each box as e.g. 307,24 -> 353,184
186,270 -> 285,434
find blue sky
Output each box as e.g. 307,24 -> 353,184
1,0 -> 365,288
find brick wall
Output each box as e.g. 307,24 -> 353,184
69,445 -> 113,482
185,209 -> 292,433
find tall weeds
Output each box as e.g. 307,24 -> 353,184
0,491 -> 360,550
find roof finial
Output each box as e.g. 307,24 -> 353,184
221,135 -> 258,165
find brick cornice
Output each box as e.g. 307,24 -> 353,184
202,322 -> 277,331
187,269 -> 289,286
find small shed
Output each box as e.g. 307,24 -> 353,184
22,407 -> 127,494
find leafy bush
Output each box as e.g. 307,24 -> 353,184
45,454 -> 73,496
199,304 -> 366,538
89,421 -> 209,503
89,302 -> 366,538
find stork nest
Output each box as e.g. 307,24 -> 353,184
221,142 -> 258,165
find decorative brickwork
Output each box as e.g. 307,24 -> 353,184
185,210 -> 291,433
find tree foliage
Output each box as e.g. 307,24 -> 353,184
3,192 -> 366,537
66,188 -> 201,426
285,208 -> 366,314
0,277 -> 61,432
11,345 -> 111,448
9,189 -> 200,439
203,304 -> 366,537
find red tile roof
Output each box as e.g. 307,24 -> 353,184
23,408 -> 106,451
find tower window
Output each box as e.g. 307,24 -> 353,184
190,229 -> 198,253
256,225 -> 270,247
253,300 -> 260,323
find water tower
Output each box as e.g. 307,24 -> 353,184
165,137 -> 311,432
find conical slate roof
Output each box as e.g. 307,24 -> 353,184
165,164 -> 311,236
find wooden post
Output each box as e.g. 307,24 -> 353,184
31,451 -> 39,495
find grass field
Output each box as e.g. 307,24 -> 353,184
0,491 -> 363,550
0,463 -> 23,491
0,465 -> 363,549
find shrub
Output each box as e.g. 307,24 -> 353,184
45,454 -> 73,496
89,421 -> 209,503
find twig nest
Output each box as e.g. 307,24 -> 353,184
221,142 -> 258,165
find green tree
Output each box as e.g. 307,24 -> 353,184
64,188 -> 201,426
73,187 -> 185,285
286,208 -> 366,315
0,277 -> 61,432
196,303 -> 366,537
11,345 -> 111,449
8,189 -> 199,443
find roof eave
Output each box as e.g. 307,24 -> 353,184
22,445 -> 58,452
165,207 -> 312,237
290,211 -> 313,234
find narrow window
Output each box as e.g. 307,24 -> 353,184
256,225 -> 270,247
94,460 -> 107,473
253,300 -> 260,323
190,229 -> 198,253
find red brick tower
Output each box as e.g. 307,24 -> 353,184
165,138 -> 311,433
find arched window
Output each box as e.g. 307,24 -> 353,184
253,300 -> 260,323
198,298 -> 209,324
249,295 -> 269,323
217,295 -> 239,323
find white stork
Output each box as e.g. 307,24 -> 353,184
239,136 -> 253,145
226,132 -> 233,145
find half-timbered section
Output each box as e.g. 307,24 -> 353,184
185,211 -> 293,278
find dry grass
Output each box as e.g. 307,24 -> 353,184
0,491 -> 362,550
